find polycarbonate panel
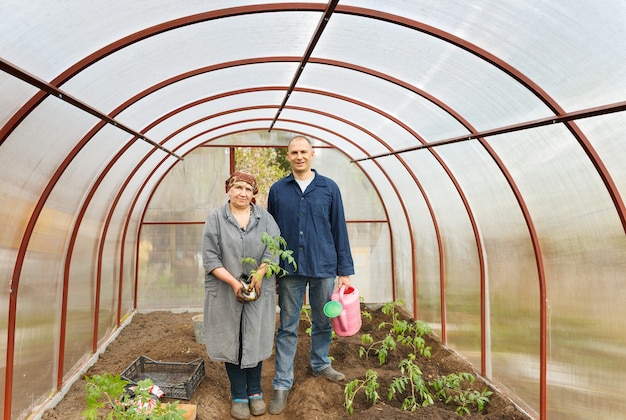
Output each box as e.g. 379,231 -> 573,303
139,89 -> 289,141
89,143 -> 160,342
580,114 -> 626,199
0,76 -> 38,128
115,64 -> 297,133
144,149 -> 228,223
13,216 -> 70,418
344,0 -> 626,109
96,235 -> 120,343
138,145 -> 227,309
489,125 -> 626,419
1,100 -> 100,190
121,216 -> 139,317
64,219 -> 99,378
161,108 -> 285,150
3,99 -> 114,417
312,148 -> 385,221
138,223 -> 204,310
401,145 -> 483,367
395,153 -> 443,332
352,160 -> 395,303
62,12 -> 321,111
298,63 -> 471,142
210,129 -> 299,147
370,159 -> 418,316
313,12 -> 551,133
2,1 -> 323,78
282,90 -> 420,157
348,222 -> 392,305
429,136 -> 543,410
42,134 -> 124,379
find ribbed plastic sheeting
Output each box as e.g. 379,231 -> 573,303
1,1 -> 625,419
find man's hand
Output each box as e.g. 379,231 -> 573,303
338,276 -> 352,289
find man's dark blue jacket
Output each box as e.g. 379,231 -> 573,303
268,170 -> 355,278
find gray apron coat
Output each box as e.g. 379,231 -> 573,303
202,203 -> 280,368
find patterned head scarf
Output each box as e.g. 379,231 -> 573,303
225,171 -> 258,195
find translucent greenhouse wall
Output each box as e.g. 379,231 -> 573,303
1,1 -> 625,418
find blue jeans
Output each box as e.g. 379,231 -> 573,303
272,276 -> 335,390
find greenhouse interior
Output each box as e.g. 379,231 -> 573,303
1,1 -> 625,419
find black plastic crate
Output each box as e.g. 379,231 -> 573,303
121,356 -> 205,400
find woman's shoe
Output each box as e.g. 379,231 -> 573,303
231,399 -> 250,419
248,393 -> 266,416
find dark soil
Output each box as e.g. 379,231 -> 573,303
42,305 -> 531,419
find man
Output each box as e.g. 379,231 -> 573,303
267,135 -> 355,415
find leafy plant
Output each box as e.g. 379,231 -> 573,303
377,300 -> 404,331
429,372 -> 493,416
82,373 -> 185,419
395,319 -> 432,358
241,232 -> 297,279
345,300 -> 495,416
344,369 -> 381,415
300,303 -> 337,341
388,354 -> 434,411
361,308 -> 372,321
300,304 -> 313,336
358,333 -> 397,365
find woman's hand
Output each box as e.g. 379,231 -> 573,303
249,271 -> 264,300
234,284 -> 250,303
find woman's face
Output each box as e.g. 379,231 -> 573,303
228,181 -> 254,206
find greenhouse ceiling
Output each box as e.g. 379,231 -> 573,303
1,1 -> 625,419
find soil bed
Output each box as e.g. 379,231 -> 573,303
42,305 -> 531,419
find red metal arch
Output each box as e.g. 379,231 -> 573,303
5,5 -> 619,419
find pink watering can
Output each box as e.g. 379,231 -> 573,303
325,285 -> 362,337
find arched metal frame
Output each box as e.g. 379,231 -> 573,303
1,2 -> 624,419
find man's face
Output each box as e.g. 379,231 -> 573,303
287,138 -> 315,174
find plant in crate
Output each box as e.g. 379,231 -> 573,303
82,372 -> 185,419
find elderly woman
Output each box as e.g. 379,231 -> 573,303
202,171 -> 280,420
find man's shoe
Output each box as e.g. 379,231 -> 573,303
231,399 -> 250,419
268,389 -> 289,415
248,393 -> 266,416
313,366 -> 345,382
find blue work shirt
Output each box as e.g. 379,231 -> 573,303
268,170 -> 355,278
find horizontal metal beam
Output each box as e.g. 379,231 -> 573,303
353,100 -> 626,162
0,57 -> 183,160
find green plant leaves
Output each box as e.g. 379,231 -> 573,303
82,374 -> 185,419
344,369 -> 380,415
243,232 -> 297,280
347,301 -> 492,416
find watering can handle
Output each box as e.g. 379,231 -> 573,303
337,285 -> 346,304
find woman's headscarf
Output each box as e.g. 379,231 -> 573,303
225,171 -> 258,195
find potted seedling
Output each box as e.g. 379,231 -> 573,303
239,232 -> 297,300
